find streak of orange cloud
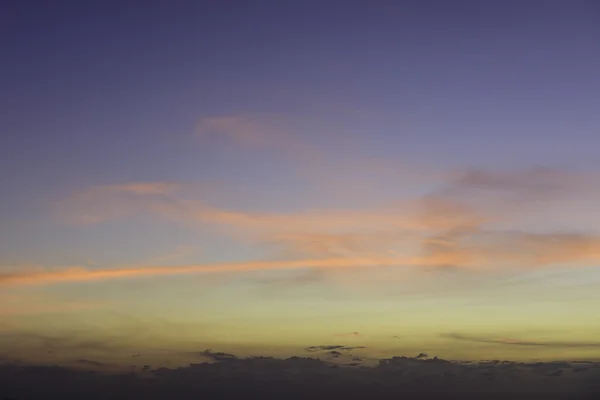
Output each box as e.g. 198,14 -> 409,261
0,255 -> 466,288
55,164 -> 600,279
6,231 -> 599,288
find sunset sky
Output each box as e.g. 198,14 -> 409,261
2,1 -> 600,368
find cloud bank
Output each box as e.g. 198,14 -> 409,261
1,353 -> 599,399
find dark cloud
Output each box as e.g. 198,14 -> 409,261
199,349 -> 237,361
75,359 -> 107,368
443,332 -> 600,348
0,353 -> 599,399
305,345 -> 366,352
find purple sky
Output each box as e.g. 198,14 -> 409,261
2,1 -> 600,366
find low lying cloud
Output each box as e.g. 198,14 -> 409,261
443,333 -> 600,348
198,349 -> 237,361
305,345 -> 366,352
1,353 -> 599,399
75,359 -> 109,368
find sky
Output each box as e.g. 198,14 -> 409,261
1,0 -> 600,368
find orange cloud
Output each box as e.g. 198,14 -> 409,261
5,227 -> 600,288
421,230 -> 600,271
55,166 -> 600,278
108,182 -> 181,195
0,255 -> 465,288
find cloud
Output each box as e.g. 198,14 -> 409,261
57,181 -> 209,226
195,114 -> 451,206
55,165 -> 600,285
411,167 -> 600,272
196,206 -> 435,238
443,333 -> 600,348
75,359 -> 109,368
305,345 -> 366,352
199,349 -> 237,361
1,353 -> 599,399
196,114 -> 277,147
0,256 -> 446,287
100,182 -> 183,195
195,113 -> 320,161
334,332 -> 360,337
0,257 -> 452,286
449,166 -> 588,198
420,230 -> 600,272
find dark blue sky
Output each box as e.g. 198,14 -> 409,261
2,0 -> 599,259
3,1 -> 600,174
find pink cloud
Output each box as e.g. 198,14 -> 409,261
54,165 -> 600,279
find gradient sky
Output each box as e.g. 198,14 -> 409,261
2,0 -> 600,368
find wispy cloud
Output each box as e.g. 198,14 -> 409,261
0,256 -> 454,288
334,332 -> 361,337
305,345 -> 366,352
195,113 -> 320,160
443,333 -> 600,348
57,181 -> 209,226
55,164 -> 600,283
100,182 -> 183,195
